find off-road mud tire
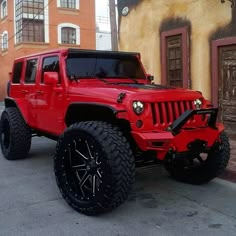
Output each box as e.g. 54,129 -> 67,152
0,108 -> 31,160
165,133 -> 230,185
54,121 -> 135,215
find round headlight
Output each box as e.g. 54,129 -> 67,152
133,101 -> 144,115
194,99 -> 202,110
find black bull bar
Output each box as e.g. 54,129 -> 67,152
168,108 -> 218,135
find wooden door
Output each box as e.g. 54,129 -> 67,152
219,45 -> 236,134
167,35 -> 183,87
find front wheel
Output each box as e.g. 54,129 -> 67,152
54,121 -> 135,215
164,133 -> 230,185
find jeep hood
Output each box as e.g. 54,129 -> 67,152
67,82 -> 203,103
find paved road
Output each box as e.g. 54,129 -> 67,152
0,136 -> 236,236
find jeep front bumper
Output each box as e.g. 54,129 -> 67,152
131,109 -> 224,160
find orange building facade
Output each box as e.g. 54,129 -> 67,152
0,0 -> 96,100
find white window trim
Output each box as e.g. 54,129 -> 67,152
58,23 -> 80,45
1,30 -> 8,50
13,0 -> 49,44
1,0 -> 7,19
57,0 -> 79,9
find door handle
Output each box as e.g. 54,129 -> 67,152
21,90 -> 29,94
36,91 -> 44,95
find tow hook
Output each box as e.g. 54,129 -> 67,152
187,139 -> 208,153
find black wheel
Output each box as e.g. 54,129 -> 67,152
54,121 -> 135,215
164,133 -> 230,185
0,108 -> 31,160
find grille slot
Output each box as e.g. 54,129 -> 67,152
151,100 -> 195,126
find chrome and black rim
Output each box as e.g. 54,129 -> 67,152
62,137 -> 105,201
1,119 -> 10,150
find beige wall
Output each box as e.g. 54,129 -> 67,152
119,0 -> 232,100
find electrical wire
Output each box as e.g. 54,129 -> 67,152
1,1 -> 111,45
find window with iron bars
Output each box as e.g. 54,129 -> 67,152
61,27 -> 76,44
1,0 -> 7,18
60,0 -> 76,9
15,0 -> 45,43
2,32 -> 8,50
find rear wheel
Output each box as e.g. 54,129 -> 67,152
164,133 -> 230,184
54,121 -> 135,215
0,108 -> 31,160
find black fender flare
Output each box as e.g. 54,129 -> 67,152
65,102 -> 124,126
4,97 -> 27,123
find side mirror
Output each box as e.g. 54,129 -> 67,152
44,72 -> 58,86
147,74 -> 154,82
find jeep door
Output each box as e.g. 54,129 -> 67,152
20,58 -> 39,127
34,55 -> 65,135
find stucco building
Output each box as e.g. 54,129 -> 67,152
118,0 -> 236,135
0,0 -> 96,100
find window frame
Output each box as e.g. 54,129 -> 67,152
12,61 -> 23,84
57,0 -> 79,9
1,30 -> 8,50
57,23 -> 80,45
24,58 -> 38,84
14,0 -> 49,44
1,0 -> 7,19
161,26 -> 189,88
22,18 -> 45,42
166,34 -> 183,88
41,55 -> 60,83
61,27 -> 76,44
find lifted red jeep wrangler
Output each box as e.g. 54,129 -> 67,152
0,49 -> 230,215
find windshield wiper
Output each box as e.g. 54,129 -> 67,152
68,74 -> 111,84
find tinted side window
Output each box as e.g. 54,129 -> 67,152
12,62 -> 23,84
25,59 -> 38,84
42,56 -> 59,83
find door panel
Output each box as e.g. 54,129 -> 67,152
22,58 -> 39,127
35,55 -> 65,135
219,45 -> 236,134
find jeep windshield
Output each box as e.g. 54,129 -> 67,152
66,53 -> 146,81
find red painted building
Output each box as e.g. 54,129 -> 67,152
0,0 -> 96,100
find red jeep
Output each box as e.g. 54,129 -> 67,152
0,49 -> 230,215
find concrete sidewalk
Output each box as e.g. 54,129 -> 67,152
1,137 -> 236,236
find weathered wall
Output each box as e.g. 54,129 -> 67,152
118,0 -> 233,100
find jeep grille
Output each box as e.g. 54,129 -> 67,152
151,100 -> 195,127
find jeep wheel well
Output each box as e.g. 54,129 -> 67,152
4,98 -> 17,108
65,104 -> 115,125
65,103 -> 128,126
65,103 -> 134,149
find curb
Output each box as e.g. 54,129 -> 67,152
220,169 -> 236,183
